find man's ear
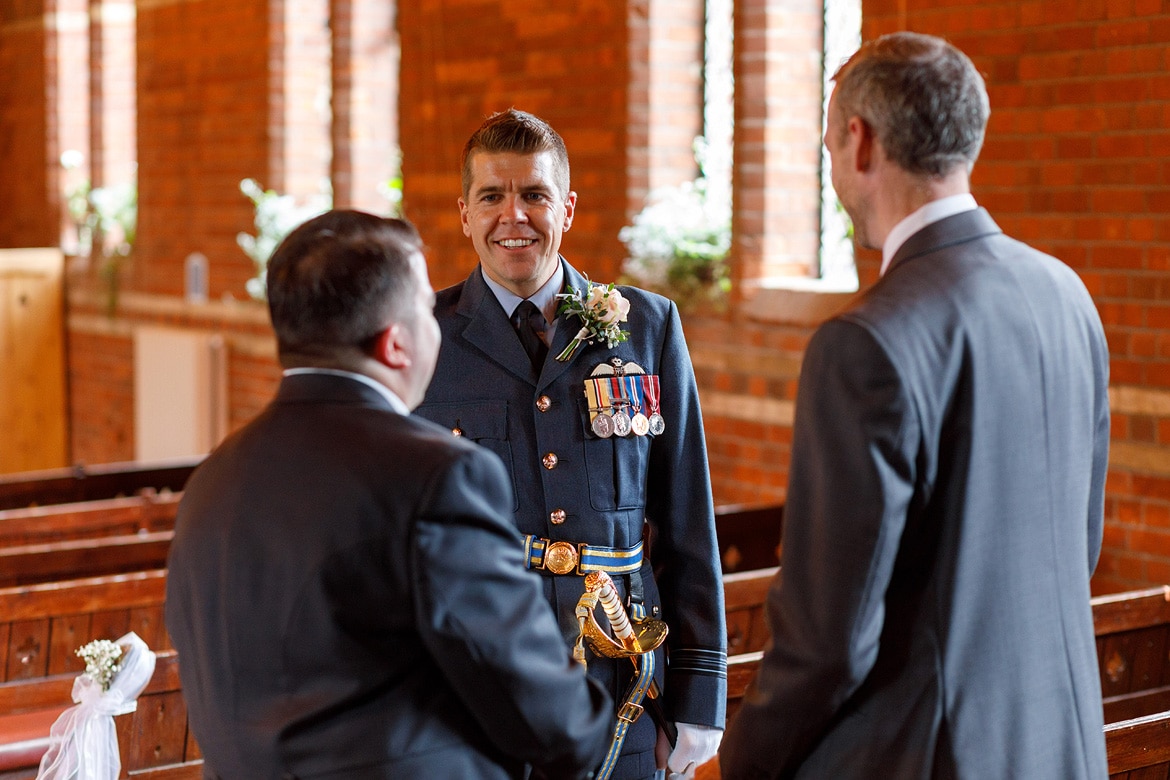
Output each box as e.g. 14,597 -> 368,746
562,191 -> 577,231
849,116 -> 874,172
458,196 -> 472,237
374,324 -> 411,370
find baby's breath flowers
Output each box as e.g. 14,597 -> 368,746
555,281 -> 631,362
76,639 -> 123,692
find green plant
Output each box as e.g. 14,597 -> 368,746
59,151 -> 137,316
236,178 -> 331,301
618,138 -> 731,311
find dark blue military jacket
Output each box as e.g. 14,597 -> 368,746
418,259 -> 727,780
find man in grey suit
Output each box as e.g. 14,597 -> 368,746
166,210 -> 612,779
720,32 -> 1110,779
417,110 -> 726,780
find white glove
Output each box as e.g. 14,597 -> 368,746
666,722 -> 723,779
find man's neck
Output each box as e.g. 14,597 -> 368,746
871,167 -> 971,248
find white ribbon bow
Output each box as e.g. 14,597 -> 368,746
36,632 -> 157,780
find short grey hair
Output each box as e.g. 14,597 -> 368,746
832,32 -> 990,177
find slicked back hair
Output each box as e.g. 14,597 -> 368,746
461,109 -> 571,198
832,32 -> 990,177
266,209 -> 423,357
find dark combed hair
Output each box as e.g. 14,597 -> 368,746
460,108 -> 571,197
266,209 -> 423,355
832,32 -> 990,177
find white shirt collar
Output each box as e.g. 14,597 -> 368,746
282,367 -> 410,415
482,261 -> 565,324
881,193 -> 978,276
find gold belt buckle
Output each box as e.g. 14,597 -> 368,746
544,540 -> 580,575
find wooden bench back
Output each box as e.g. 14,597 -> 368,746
724,566 -> 776,655
1092,586 -> 1170,723
0,493 -> 181,549
0,458 -> 200,512
715,503 -> 783,573
0,532 -> 173,589
0,570 -> 170,685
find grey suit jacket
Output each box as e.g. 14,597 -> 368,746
166,373 -> 612,780
418,260 -> 727,779
720,209 -> 1110,779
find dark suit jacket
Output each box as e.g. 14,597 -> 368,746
720,209 -> 1111,779
166,373 -> 612,780
417,260 -> 727,779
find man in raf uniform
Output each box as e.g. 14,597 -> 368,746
417,109 -> 726,780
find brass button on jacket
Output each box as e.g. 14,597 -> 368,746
542,453 -> 559,470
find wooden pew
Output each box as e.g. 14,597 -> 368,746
724,566 -> 777,655
716,503 -> 783,573
0,532 -> 172,589
1093,586 -> 1170,723
0,651 -> 202,779
1105,709 -> 1170,779
0,570 -> 170,684
0,492 -> 181,549
0,458 -> 200,512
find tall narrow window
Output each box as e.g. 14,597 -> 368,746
819,0 -> 861,288
704,0 -> 733,226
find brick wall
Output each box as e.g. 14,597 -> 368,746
397,1 -> 641,293
134,0 -> 270,299
0,2 -> 63,248
854,1 -> 1170,594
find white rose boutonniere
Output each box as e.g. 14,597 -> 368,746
555,281 -> 631,362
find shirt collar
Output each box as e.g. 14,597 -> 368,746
282,367 -> 410,415
881,193 -> 978,276
481,261 -> 565,323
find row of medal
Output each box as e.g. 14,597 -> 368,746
584,375 -> 666,439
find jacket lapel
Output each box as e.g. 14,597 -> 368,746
456,266 -> 541,385
538,261 -> 591,392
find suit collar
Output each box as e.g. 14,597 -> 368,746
454,259 -> 591,390
886,208 -> 1002,276
275,372 -> 398,413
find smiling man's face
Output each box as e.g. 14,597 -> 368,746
458,150 -> 576,299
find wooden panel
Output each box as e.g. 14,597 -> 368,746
1106,688 -> 1170,725
119,690 -> 189,769
715,504 -> 783,572
4,620 -> 48,682
0,569 -> 167,620
0,458 -> 199,511
1094,588 -> 1170,635
0,531 -> 172,587
127,763 -> 205,780
0,249 -> 66,474
0,493 -> 181,547
47,613 -> 91,676
1107,711 -> 1170,775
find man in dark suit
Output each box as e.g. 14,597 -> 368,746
720,32 -> 1110,779
166,210 -> 613,780
416,110 -> 726,780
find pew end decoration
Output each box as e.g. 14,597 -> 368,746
36,632 -> 157,780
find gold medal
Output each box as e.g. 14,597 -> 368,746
631,413 -> 650,436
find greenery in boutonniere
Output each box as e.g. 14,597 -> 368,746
618,138 -> 731,311
555,281 -> 631,362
